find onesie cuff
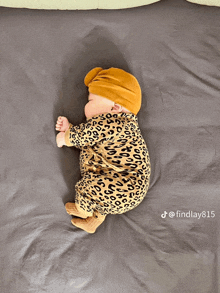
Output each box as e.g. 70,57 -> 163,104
65,123 -> 73,147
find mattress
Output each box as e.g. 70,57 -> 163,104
0,0 -> 219,292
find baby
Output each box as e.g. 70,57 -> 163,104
56,67 -> 151,233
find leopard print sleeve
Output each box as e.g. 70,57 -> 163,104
64,113 -> 122,149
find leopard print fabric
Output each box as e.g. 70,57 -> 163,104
65,112 -> 151,216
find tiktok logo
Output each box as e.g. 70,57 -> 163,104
161,211 -> 168,218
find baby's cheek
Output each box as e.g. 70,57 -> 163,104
84,102 -> 91,110
84,103 -> 89,115
84,102 -> 94,117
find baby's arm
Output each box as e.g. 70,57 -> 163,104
65,117 -> 117,149
57,115 -> 122,149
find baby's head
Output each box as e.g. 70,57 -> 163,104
84,67 -> 142,119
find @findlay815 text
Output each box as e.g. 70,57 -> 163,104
161,210 -> 215,219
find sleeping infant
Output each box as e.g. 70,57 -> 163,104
56,67 -> 151,233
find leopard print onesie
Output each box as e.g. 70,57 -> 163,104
65,112 -> 151,216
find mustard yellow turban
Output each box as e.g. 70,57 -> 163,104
84,67 -> 142,115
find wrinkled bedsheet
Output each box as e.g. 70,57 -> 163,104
0,0 -> 220,292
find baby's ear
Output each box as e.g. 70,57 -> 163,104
112,103 -> 122,113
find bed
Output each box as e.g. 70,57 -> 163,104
0,0 -> 219,292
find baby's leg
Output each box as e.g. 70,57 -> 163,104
65,202 -> 93,219
71,212 -> 106,234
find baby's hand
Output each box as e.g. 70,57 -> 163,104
56,132 -> 66,148
56,116 -> 70,132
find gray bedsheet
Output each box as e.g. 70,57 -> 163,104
1,0 -> 219,292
